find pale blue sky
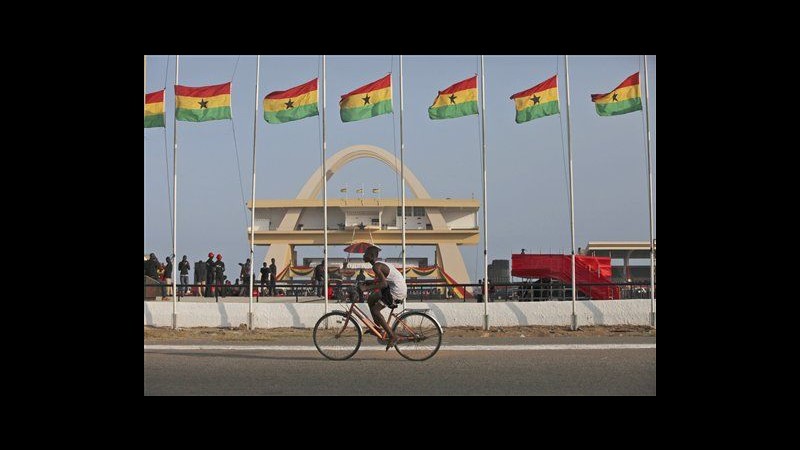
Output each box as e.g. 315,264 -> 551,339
144,55 -> 656,281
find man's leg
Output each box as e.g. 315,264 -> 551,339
367,292 -> 394,340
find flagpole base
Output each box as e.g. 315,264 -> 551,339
483,314 -> 489,331
650,312 -> 656,328
248,312 -> 254,330
172,313 -> 178,330
571,313 -> 578,331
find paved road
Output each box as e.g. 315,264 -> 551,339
145,337 -> 655,395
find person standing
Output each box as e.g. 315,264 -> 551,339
163,256 -> 173,297
314,262 -> 325,297
205,252 -> 216,297
238,258 -> 252,295
269,258 -> 277,296
178,255 -> 190,295
215,254 -> 226,299
260,262 -> 269,296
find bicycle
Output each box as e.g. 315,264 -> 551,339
313,283 -> 443,361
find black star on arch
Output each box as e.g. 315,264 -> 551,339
612,93 -> 618,102
198,99 -> 209,108
285,99 -> 294,109
362,94 -> 371,105
449,94 -> 457,104
530,94 -> 540,105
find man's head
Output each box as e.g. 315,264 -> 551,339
166,256 -> 171,263
182,255 -> 187,261
263,262 -> 267,266
362,245 -> 381,263
271,258 -> 275,263
216,254 -> 222,260
208,252 -> 214,258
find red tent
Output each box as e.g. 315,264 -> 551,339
511,254 -> 619,299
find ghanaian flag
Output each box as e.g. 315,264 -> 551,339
428,76 -> 479,120
175,82 -> 232,122
339,74 -> 392,122
144,89 -> 165,128
591,72 -> 642,116
510,75 -> 559,124
264,78 -> 319,124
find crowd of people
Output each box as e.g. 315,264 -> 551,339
144,252 -> 277,298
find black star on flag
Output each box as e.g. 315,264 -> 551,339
198,99 -> 209,108
285,99 -> 294,109
362,94 -> 371,105
449,94 -> 457,104
531,95 -> 540,105
612,93 -> 618,102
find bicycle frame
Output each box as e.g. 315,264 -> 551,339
334,297 -> 421,343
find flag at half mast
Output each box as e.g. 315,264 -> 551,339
264,78 -> 319,124
175,82 -> 232,122
510,75 -> 559,124
339,74 -> 393,122
428,76 -> 479,120
144,89 -> 165,128
590,72 -> 642,116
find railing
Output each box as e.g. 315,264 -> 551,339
145,279 -> 655,303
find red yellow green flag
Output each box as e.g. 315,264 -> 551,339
264,78 -> 319,124
590,72 -> 642,116
339,74 -> 393,122
428,76 -> 479,120
144,89 -> 165,128
509,75 -> 559,123
175,82 -> 232,122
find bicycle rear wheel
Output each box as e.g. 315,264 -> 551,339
313,311 -> 362,360
392,312 -> 442,361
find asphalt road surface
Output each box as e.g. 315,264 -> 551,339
145,336 -> 655,395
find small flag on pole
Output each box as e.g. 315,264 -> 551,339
340,74 -> 393,122
144,89 -> 165,128
264,78 -> 319,124
509,75 -> 559,124
175,82 -> 232,122
428,76 -> 479,120
340,188 -> 347,193
590,72 -> 642,116
356,188 -> 364,194
372,188 -> 380,194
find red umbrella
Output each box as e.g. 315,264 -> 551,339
343,242 -> 375,253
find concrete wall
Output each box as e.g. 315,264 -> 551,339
145,300 -> 653,328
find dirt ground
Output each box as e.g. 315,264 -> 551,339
144,324 -> 655,341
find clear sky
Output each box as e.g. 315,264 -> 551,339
144,55 -> 656,281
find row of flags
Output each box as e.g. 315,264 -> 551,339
339,187 -> 381,194
144,72 -> 642,128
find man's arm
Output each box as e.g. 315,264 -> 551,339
362,263 -> 389,291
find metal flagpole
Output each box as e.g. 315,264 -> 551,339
172,55 -> 179,329
480,55 -> 490,330
643,55 -> 656,327
322,55 -> 329,313
565,55 -> 578,330
144,55 -> 146,257
249,55 -> 261,330
399,56 -> 407,284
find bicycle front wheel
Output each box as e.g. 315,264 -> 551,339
392,312 -> 442,361
313,311 -> 362,360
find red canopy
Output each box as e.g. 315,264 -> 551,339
511,254 -> 619,299
343,242 -> 374,253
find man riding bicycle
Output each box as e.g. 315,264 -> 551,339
358,245 -> 407,349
